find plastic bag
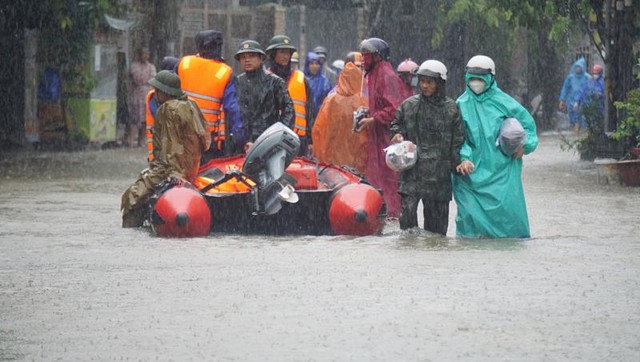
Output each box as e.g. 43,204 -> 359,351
384,140 -> 417,172
496,118 -> 526,156
352,106 -> 368,132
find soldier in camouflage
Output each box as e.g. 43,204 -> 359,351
390,60 -> 466,235
121,71 -> 211,228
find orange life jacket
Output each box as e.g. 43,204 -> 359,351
178,56 -> 232,150
145,90 -> 155,162
288,70 -> 308,137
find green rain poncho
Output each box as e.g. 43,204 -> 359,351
453,72 -> 538,238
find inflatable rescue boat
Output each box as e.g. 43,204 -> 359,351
149,123 -> 386,238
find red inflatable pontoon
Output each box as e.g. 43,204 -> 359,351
149,123 -> 386,237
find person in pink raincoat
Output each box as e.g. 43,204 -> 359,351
355,38 -> 412,218
128,47 -> 156,147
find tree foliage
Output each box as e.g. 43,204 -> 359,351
31,1 -> 120,96
359,0 -> 639,130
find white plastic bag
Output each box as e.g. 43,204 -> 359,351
384,140 -> 417,172
496,117 -> 526,156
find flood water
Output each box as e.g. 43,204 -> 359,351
1,133 -> 639,361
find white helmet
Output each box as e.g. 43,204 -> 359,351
466,55 -> 495,75
331,59 -> 345,71
415,59 -> 447,81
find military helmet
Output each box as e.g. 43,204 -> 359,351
234,40 -> 266,60
148,70 -> 184,97
266,35 -> 297,52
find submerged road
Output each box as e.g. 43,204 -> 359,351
0,133 -> 639,361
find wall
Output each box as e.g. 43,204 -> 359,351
0,28 -> 26,149
178,1 -> 364,72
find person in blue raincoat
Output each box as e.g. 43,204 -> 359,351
559,57 -> 591,136
577,64 -> 605,129
304,51 -> 332,117
453,55 -> 538,238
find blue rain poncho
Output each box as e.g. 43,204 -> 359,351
304,52 -> 332,116
453,72 -> 538,238
559,57 -> 590,107
559,58 -> 590,128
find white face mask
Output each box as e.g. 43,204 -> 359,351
468,79 -> 486,94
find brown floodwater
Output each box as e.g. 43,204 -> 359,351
1,133 -> 638,361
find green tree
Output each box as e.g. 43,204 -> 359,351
492,0 -> 640,130
35,0 -> 119,96
359,0 -> 638,132
360,0 -> 515,99
584,0 -> 639,131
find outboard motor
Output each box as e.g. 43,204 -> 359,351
243,122 -> 301,215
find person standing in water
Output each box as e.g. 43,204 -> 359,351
453,55 -> 538,238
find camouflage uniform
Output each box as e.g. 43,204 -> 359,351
390,93 -> 465,234
121,96 -> 210,227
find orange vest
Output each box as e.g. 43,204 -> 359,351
288,70 -> 308,137
178,56 -> 232,149
145,90 -> 155,162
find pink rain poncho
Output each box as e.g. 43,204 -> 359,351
129,60 -> 156,126
365,61 -> 412,217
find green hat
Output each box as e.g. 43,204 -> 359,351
266,35 -> 297,52
148,70 -> 184,97
234,40 -> 266,61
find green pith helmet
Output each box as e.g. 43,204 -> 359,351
234,40 -> 266,60
148,70 -> 184,97
266,35 -> 297,53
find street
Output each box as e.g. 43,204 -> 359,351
0,133 -> 639,361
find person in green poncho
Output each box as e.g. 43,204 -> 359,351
453,55 -> 538,238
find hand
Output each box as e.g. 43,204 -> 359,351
390,134 -> 403,144
357,117 -> 375,132
512,148 -> 524,159
558,101 -> 566,112
456,160 -> 475,175
244,142 -> 253,153
307,144 -> 314,157
572,102 -> 579,112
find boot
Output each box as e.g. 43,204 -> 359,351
122,205 -> 147,228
